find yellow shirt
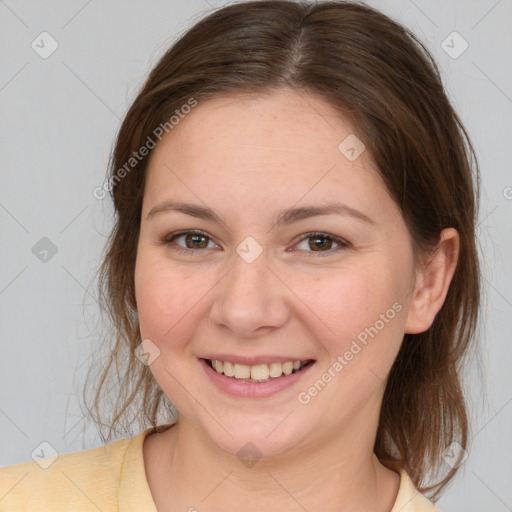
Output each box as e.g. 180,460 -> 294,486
0,425 -> 438,511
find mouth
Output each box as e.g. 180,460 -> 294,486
202,358 -> 315,384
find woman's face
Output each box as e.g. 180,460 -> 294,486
135,89 -> 418,457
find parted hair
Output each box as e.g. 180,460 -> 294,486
85,0 -> 480,501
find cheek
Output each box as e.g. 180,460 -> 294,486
133,251 -> 214,410
134,249 -> 214,351
310,264 -> 403,334
303,260 -> 409,380
135,259 -> 177,340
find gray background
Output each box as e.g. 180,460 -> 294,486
0,0 -> 511,510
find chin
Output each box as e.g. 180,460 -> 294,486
196,413 -> 311,461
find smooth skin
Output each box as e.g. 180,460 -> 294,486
135,89 -> 459,511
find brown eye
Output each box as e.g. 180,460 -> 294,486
163,230 -> 217,254
294,232 -> 350,256
308,235 -> 334,251
182,233 -> 210,249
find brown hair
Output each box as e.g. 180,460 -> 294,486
85,0 -> 480,501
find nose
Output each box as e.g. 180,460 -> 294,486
209,249 -> 290,339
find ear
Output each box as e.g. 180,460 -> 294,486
405,228 -> 460,334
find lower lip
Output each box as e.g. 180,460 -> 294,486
199,358 -> 315,399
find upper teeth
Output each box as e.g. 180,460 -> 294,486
210,359 -> 307,380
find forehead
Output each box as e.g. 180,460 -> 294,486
143,89 -> 394,222
154,89 -> 364,164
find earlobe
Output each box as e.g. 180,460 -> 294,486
404,228 -> 460,334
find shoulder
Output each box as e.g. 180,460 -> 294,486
0,431 -> 143,511
391,469 -> 440,512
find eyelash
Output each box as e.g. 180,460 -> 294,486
161,230 -> 350,257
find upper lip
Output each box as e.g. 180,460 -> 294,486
201,354 -> 314,366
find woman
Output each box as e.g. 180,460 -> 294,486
0,1 -> 480,510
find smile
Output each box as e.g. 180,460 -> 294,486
206,358 -> 311,383
200,357 -> 315,398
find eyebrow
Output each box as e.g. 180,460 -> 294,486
146,201 -> 375,227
